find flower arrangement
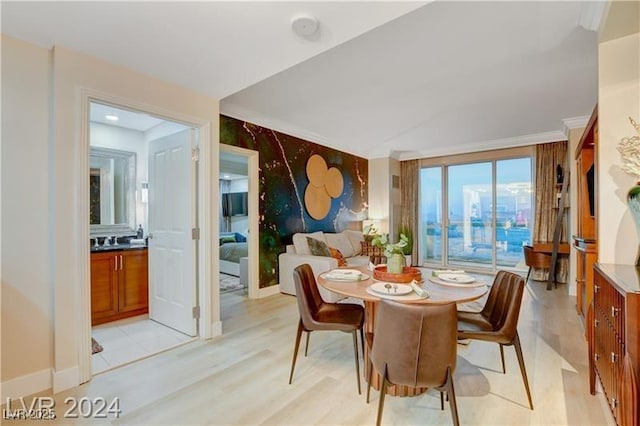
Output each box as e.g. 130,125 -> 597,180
617,117 -> 640,179
371,233 -> 409,256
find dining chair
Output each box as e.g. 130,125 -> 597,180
457,270 -> 533,409
523,244 -> 551,282
366,300 -> 459,426
288,264 -> 365,394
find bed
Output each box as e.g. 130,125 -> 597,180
219,232 -> 248,276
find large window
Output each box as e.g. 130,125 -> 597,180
419,149 -> 533,271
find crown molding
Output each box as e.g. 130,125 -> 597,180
562,115 -> 590,138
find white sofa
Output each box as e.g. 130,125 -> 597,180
279,230 -> 370,302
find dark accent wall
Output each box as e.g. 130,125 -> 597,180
220,115 -> 368,288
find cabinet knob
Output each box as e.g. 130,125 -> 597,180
610,352 -> 618,363
594,353 -> 600,362
594,284 -> 599,293
610,397 -> 617,408
594,319 -> 599,327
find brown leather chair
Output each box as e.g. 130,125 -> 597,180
366,300 -> 459,426
289,264 -> 365,394
523,244 -> 551,282
457,270 -> 533,409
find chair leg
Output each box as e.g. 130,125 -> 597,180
444,367 -> 460,426
304,331 -> 310,356
440,392 -> 444,410
376,366 -> 388,426
359,327 -> 365,359
352,330 -> 361,395
499,344 -> 506,374
526,267 -> 532,282
513,332 -> 534,410
288,320 -> 304,385
366,356 -> 373,403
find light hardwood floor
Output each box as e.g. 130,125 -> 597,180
15,281 -> 614,425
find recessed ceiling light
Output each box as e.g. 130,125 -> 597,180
223,174 -> 231,179
105,114 -> 119,121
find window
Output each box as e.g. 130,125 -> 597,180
418,148 -> 533,272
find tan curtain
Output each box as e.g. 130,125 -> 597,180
400,160 -> 419,265
533,141 -> 568,283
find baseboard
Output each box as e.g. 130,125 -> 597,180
52,366 -> 79,393
210,320 -> 222,338
258,284 -> 280,298
1,368 -> 52,401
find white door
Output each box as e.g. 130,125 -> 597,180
148,129 -> 197,336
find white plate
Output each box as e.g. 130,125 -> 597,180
437,273 -> 475,284
322,270 -> 369,281
429,277 -> 486,288
369,282 -> 413,295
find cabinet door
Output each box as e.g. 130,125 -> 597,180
90,252 -> 119,324
119,250 -> 149,312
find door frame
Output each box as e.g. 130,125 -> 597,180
219,144 -> 260,299
79,89 -> 216,382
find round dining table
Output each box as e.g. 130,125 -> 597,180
317,265 -> 490,397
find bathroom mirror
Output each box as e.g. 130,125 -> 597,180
90,146 -> 136,236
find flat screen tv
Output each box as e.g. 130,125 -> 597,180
223,192 -> 248,216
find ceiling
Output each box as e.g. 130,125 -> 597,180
2,1 -> 602,160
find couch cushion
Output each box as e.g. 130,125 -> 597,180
292,231 -> 325,255
346,255 -> 371,267
325,232 -> 356,258
344,230 -> 365,255
307,237 -> 331,257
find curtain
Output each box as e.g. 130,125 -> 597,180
219,179 -> 231,233
400,160 -> 419,266
533,141 -> 568,283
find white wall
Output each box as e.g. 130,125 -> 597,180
1,36 -> 220,398
91,122 -> 148,234
1,36 -> 53,391
598,30 -> 640,264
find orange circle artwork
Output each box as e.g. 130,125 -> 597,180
306,154 -> 328,188
304,184 -> 331,220
324,167 -> 344,198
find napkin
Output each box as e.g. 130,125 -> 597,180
368,262 -> 376,272
432,269 -> 465,277
410,280 -> 429,298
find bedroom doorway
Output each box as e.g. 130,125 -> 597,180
219,145 -> 259,301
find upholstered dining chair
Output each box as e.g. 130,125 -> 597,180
289,264 -> 365,394
523,245 -> 552,282
366,300 -> 459,426
457,270 -> 533,410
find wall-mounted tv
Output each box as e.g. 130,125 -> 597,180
222,192 -> 248,216
586,164 -> 595,217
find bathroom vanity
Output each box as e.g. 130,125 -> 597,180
90,244 -> 148,325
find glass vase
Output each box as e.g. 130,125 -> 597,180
387,253 -> 405,274
627,183 -> 640,266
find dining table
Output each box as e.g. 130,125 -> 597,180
317,265 -> 490,397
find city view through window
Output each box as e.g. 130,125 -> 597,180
420,157 -> 532,269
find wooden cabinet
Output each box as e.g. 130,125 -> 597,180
573,105 -> 598,321
590,264 -> 639,426
91,249 -> 148,325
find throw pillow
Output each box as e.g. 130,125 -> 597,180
307,237 -> 331,257
361,241 -> 384,257
220,235 -> 236,244
329,247 -> 347,267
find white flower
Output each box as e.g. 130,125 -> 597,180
617,117 -> 640,179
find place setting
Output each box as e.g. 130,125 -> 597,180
429,269 -> 486,288
365,280 -> 430,301
320,268 -> 369,282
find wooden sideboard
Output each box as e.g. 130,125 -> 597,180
91,249 -> 149,325
589,264 -> 639,426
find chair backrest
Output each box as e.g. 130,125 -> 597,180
370,300 -> 457,388
523,245 -> 552,269
480,270 -> 526,342
292,264 -> 325,328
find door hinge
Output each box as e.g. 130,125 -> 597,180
192,147 -> 200,162
192,306 -> 200,319
192,227 -> 200,240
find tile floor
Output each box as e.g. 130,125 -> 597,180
91,315 -> 194,374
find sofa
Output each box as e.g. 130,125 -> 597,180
279,230 -> 371,302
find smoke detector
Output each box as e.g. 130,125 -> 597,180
291,15 -> 319,37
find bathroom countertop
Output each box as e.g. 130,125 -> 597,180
90,243 -> 147,253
